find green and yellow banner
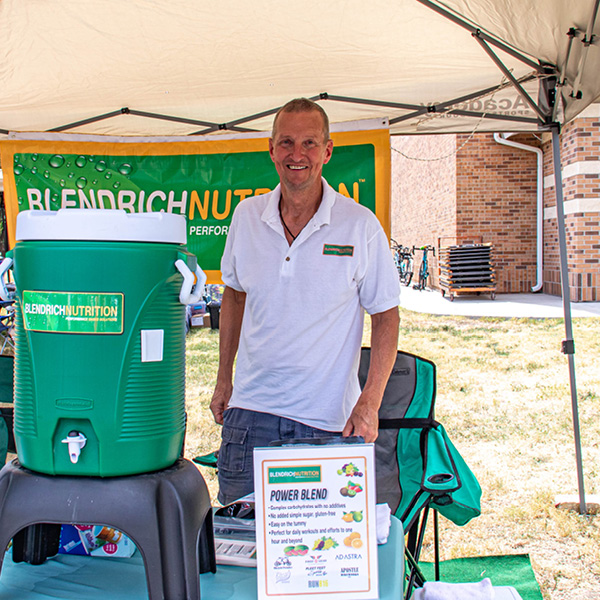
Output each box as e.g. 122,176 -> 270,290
1,128 -> 390,283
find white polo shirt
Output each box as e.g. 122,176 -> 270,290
221,179 -> 400,431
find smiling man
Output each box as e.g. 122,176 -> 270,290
210,98 -> 400,505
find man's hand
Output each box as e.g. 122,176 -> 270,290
342,391 -> 380,442
210,382 -> 233,425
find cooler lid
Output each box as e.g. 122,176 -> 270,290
16,209 -> 187,244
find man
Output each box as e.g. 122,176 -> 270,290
210,98 -> 400,505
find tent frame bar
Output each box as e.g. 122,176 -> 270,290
44,84 -> 543,137
415,0 -> 547,74
50,107 -> 256,135
324,88 -> 540,125
472,36 -> 550,123
190,94 -> 326,134
50,109 -> 127,132
571,0 -> 600,99
389,76 -> 540,125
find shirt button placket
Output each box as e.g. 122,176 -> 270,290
281,251 -> 293,276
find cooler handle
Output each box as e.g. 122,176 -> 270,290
0,257 -> 14,302
175,259 -> 207,306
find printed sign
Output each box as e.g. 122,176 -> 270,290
22,290 -> 124,334
0,127 -> 391,283
254,444 -> 378,600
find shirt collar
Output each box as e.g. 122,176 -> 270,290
261,177 -> 336,228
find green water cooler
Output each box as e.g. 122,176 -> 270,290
0,209 -> 206,477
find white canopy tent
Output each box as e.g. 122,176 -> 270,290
0,0 -> 598,510
0,0 -> 598,136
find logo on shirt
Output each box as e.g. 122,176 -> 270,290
323,244 -> 354,257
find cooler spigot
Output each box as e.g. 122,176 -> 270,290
61,431 -> 87,464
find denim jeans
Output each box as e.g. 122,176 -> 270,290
217,408 -> 340,505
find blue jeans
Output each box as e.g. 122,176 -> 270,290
217,408 -> 340,505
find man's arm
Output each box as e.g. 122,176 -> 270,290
342,306 -> 399,442
209,286 -> 247,424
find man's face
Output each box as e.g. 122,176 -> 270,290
269,110 -> 333,194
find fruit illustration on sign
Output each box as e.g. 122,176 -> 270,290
340,481 -> 363,497
336,463 -> 364,477
283,544 -> 309,556
312,536 -> 339,551
341,510 -> 363,522
343,531 -> 363,548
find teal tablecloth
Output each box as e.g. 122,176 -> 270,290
0,517 -> 403,599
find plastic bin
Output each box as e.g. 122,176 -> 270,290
208,301 -> 221,330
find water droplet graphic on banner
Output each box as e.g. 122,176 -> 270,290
31,167 -> 37,174
14,164 -> 24,176
95,161 -> 107,172
44,170 -> 50,179
59,179 -> 66,188
76,177 -> 88,189
105,171 -> 112,179
68,172 -> 74,179
31,153 -> 38,162
113,182 -> 121,189
118,163 -> 132,176
13,154 -> 19,163
76,156 -> 87,168
49,155 -> 65,169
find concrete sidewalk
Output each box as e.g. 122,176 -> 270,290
399,285 -> 600,318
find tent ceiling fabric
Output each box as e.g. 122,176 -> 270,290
0,0 -> 598,137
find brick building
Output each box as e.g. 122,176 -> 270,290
391,105 -> 600,301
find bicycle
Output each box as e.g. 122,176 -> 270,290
0,299 -> 15,356
0,279 -> 16,356
390,239 -> 414,286
412,245 -> 436,291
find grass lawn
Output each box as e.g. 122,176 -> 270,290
184,308 -> 600,600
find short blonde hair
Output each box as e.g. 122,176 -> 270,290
272,98 -> 330,142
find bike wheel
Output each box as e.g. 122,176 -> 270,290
418,265 -> 427,290
398,258 -> 412,285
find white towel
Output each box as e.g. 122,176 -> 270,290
375,503 -> 392,544
420,578 -> 495,600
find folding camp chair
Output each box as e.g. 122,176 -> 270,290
358,348 -> 481,599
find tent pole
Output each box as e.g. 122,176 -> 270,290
550,126 -> 586,515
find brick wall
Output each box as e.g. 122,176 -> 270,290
541,104 -> 600,302
391,132 -> 539,294
392,110 -> 600,300
391,135 -> 457,288
455,133 -> 539,294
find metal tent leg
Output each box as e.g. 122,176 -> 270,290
551,126 -> 587,514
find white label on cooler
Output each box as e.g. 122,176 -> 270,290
141,329 -> 164,362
